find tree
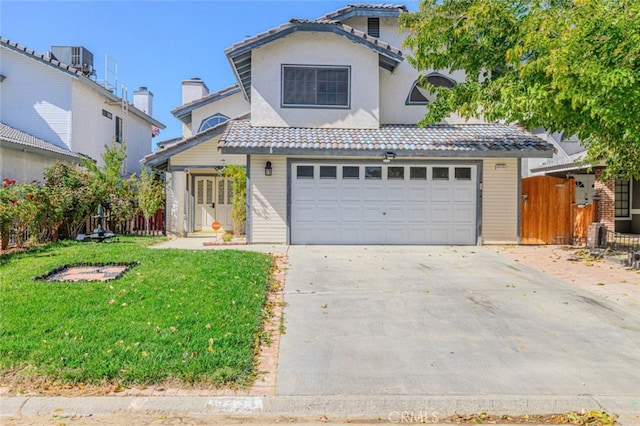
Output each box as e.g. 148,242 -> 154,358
137,166 -> 165,233
221,164 -> 247,235
401,0 -> 640,179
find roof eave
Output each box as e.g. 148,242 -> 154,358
225,22 -> 404,100
219,146 -> 553,158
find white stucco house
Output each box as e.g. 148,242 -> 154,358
143,3 -> 553,244
0,38 -> 165,183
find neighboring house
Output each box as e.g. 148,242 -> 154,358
144,3 -> 553,244
0,38 -> 165,183
0,122 -> 86,180
529,144 -> 640,235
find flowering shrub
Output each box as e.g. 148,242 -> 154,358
0,178 -> 18,249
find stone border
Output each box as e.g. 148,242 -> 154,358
33,262 -> 139,283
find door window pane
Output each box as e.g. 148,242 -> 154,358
342,166 -> 359,179
297,165 -> 314,179
218,180 -> 225,205
410,167 -> 427,180
320,166 -> 337,179
432,167 -> 449,180
365,166 -> 382,179
206,180 -> 213,204
387,167 -> 405,180
454,167 -> 472,180
197,180 -> 204,204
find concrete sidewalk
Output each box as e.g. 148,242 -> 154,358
2,394 -> 636,424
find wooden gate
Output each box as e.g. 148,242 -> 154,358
521,176 -> 575,244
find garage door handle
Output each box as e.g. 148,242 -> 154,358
211,203 -> 215,208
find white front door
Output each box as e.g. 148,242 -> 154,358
194,176 -> 233,231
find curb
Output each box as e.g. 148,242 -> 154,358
2,395 -> 638,424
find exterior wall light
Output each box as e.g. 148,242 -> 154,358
383,152 -> 396,163
265,161 -> 272,176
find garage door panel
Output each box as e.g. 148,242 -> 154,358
294,186 -> 316,201
407,206 -> 428,222
408,187 -> 429,201
362,207 -> 384,221
340,205 -> 362,222
453,187 -> 475,202
384,206 -> 407,223
431,187 -> 453,202
339,186 -> 362,201
431,206 -> 452,223
453,207 -> 474,222
291,163 -> 477,245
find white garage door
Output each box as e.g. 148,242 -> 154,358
291,163 -> 478,245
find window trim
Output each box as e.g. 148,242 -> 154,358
198,113 -> 229,133
406,73 -> 456,105
281,64 -> 351,109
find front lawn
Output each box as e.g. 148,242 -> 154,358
0,237 -> 273,390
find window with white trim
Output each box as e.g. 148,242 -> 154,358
282,66 -> 350,107
198,113 -> 229,132
406,73 -> 456,105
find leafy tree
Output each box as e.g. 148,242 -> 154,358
137,166 -> 165,233
401,0 -> 640,179
221,165 -> 247,235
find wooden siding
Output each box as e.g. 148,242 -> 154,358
482,158 -> 519,244
249,156 -> 287,243
172,136 -> 245,166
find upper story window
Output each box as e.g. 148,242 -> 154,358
282,65 -> 350,108
406,73 -> 456,105
198,113 -> 229,132
367,18 -> 380,38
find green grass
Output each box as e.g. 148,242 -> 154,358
0,236 -> 273,388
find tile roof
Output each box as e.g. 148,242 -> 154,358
218,120 -> 554,158
171,84 -> 242,124
225,19 -> 403,100
142,113 -> 250,169
530,151 -> 595,173
321,3 -> 408,20
0,122 -> 84,160
1,38 -> 165,129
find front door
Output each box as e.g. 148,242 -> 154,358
194,176 -> 233,231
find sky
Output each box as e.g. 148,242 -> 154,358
1,1 -> 419,149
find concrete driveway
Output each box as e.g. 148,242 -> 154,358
276,245 -> 640,398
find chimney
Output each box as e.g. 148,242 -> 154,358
182,77 -> 209,104
133,86 -> 153,116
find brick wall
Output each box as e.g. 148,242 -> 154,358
594,169 -> 615,231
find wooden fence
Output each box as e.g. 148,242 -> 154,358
521,175 -> 596,245
86,208 -> 165,236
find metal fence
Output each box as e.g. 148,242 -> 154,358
604,230 -> 640,252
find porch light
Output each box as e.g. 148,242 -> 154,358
383,151 -> 396,163
265,161 -> 273,176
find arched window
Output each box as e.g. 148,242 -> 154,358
198,113 -> 229,132
406,73 -> 456,105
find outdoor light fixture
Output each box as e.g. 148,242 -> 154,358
383,151 -> 396,163
265,161 -> 273,176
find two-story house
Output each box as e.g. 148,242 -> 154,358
0,38 -> 165,183
143,4 -> 553,244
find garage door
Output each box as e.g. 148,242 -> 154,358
291,163 -> 478,244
